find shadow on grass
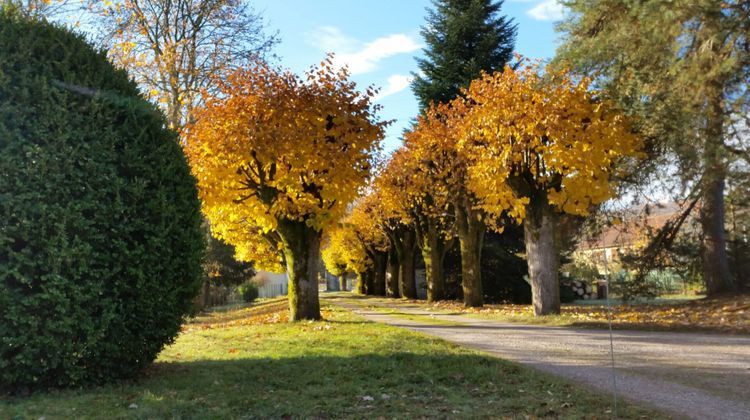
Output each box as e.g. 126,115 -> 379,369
0,353 -> 656,419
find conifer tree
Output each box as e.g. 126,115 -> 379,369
412,0 -> 517,110
555,0 -> 750,295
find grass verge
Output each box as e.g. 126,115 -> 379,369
1,298 -> 660,419
340,293 -> 750,334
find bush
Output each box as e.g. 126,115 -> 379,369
559,283 -> 577,303
0,12 -> 204,392
238,282 -> 260,303
644,269 -> 683,295
610,270 -> 658,301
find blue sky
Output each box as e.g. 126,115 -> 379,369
253,0 -> 566,152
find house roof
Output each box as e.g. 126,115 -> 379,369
578,202 -> 694,250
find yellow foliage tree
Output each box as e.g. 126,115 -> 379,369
185,59 -> 387,320
459,62 -> 642,315
322,196 -> 389,295
376,144 -> 455,302
403,102 -> 495,307
321,226 -> 360,292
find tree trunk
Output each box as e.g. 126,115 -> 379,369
386,248 -> 400,298
455,200 -> 484,307
700,90 -> 734,295
421,219 -> 446,302
399,229 -> 417,299
277,219 -> 321,321
368,269 -> 377,294
339,275 -> 348,292
524,196 -> 560,316
202,279 -> 211,309
356,272 -> 367,294
373,251 -> 387,296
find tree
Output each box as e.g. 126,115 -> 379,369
0,11 -> 204,390
322,197 -> 389,295
412,0 -> 517,110
404,102 -> 493,307
372,166 -> 420,299
323,224 -> 368,294
378,134 -> 456,302
204,234 -> 254,287
185,59 -> 387,320
349,196 -> 390,296
1,0 -> 71,17
195,233 -> 255,309
97,0 -> 277,130
555,0 -> 750,295
384,129 -> 462,302
458,62 -> 642,315
410,0 -> 519,307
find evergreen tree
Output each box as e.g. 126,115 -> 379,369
555,0 -> 750,296
412,0 -> 517,110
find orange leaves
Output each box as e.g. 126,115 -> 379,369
322,193 -> 390,276
458,60 -> 643,217
185,58 -> 387,270
429,295 -> 750,334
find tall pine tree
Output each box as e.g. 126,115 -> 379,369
412,0 -> 517,110
555,0 -> 750,296
410,0 -> 523,306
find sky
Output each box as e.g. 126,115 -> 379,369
252,0 -> 566,153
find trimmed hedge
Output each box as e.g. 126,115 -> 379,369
0,12 -> 204,392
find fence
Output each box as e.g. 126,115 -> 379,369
257,281 -> 288,298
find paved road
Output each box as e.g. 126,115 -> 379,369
330,297 -> 750,420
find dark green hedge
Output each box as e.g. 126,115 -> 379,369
0,12 -> 205,392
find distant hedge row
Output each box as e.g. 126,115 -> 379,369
0,11 -> 204,392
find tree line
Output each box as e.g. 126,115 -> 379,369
7,0 -> 747,324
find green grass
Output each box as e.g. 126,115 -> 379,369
1,299 -> 661,419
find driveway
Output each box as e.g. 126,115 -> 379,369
329,296 -> 750,420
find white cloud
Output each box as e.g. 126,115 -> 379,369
305,26 -> 358,52
527,0 -> 564,21
306,27 -> 422,75
373,74 -> 412,102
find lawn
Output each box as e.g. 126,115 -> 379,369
1,298 -> 660,419
348,293 -> 750,335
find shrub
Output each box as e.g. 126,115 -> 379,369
559,284 -> 577,303
238,282 -> 260,303
644,269 -> 683,295
0,12 -> 204,392
611,270 -> 658,302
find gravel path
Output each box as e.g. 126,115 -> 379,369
331,297 -> 750,420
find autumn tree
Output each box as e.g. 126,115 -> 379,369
323,225 -> 368,294
323,196 -> 389,295
378,138 -> 455,302
373,163 -> 422,299
185,59 -> 387,320
320,236 -> 349,291
97,0 -> 277,130
404,102 -> 493,307
349,196 -> 390,295
555,0 -> 750,295
410,0 -> 524,306
459,63 -> 642,315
